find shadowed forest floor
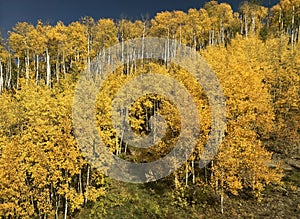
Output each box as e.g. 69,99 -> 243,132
75,157 -> 300,219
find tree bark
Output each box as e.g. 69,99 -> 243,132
64,197 -> 68,219
25,49 -> 30,83
0,58 -> 3,93
185,157 -> 189,186
79,170 -> 83,195
17,56 -> 20,89
56,53 -> 60,83
244,15 -> 248,37
36,54 -> 39,85
192,160 -> 195,184
291,5 -> 295,48
220,170 -> 224,214
7,55 -> 12,89
84,165 -> 90,205
46,48 -> 51,87
251,13 -> 255,34
62,51 -> 66,77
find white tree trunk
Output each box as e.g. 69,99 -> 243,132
251,13 -> 255,34
185,156 -> 189,186
25,49 -> 30,83
62,51 -> 66,77
220,170 -> 224,214
79,170 -> 83,195
64,197 -> 68,219
84,165 -> 90,205
244,15 -> 248,37
36,54 -> 39,85
0,58 -> 3,93
56,53 -> 59,83
46,48 -> 51,87
87,35 -> 91,73
291,5 -> 295,47
192,160 -> 195,184
17,56 -> 20,89
7,56 -> 12,88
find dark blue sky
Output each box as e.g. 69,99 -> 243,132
0,0 -> 279,36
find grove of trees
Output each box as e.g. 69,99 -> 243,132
0,0 -> 299,218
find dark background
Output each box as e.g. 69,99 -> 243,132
0,0 -> 279,36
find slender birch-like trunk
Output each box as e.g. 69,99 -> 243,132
17,56 -> 20,89
62,51 -> 66,77
84,165 -> 90,205
0,58 -> 3,93
64,197 -> 68,219
291,5 -> 295,48
244,15 -> 248,37
56,53 -> 60,83
36,54 -> 39,85
25,49 -> 30,83
46,48 -> 51,87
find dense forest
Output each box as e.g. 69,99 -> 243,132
0,0 -> 299,218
